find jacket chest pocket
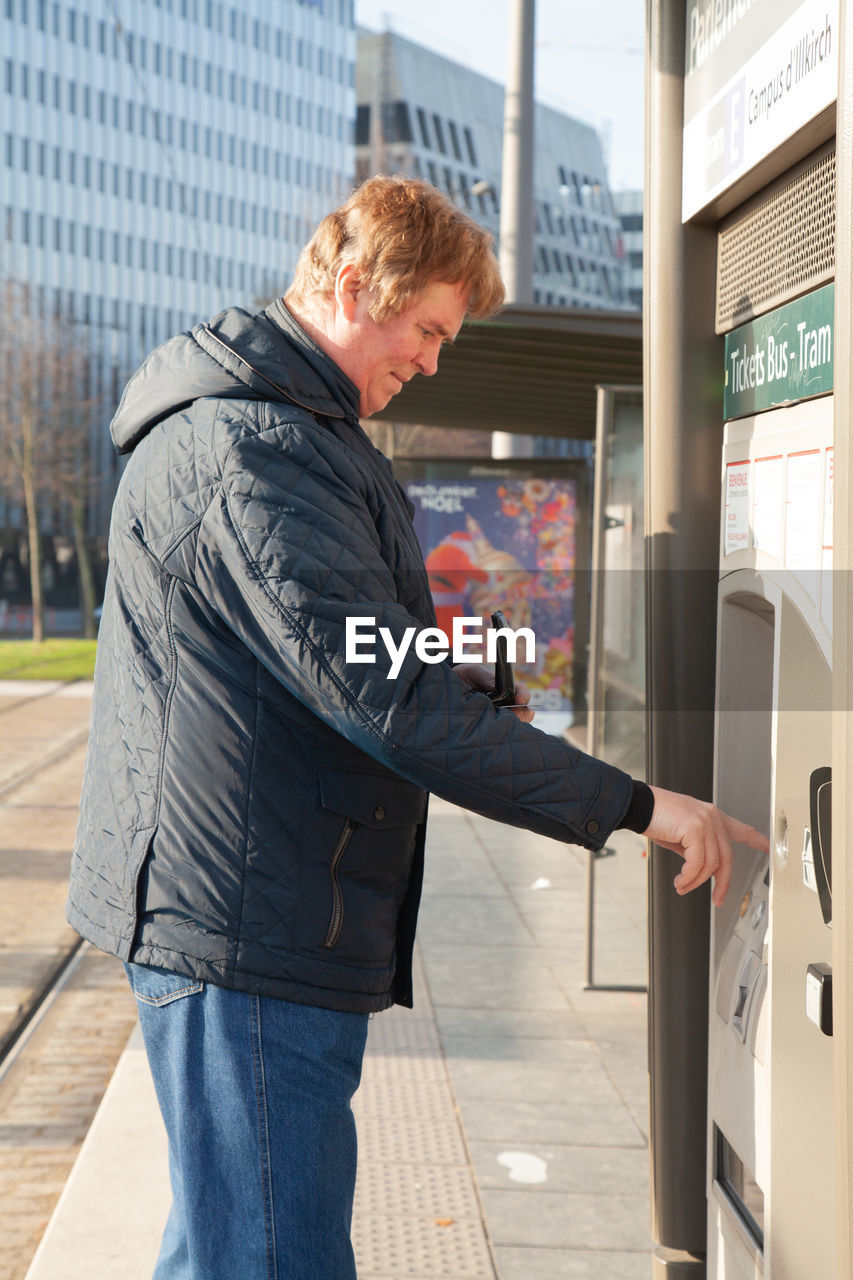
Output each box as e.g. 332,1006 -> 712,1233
304,766 -> 426,966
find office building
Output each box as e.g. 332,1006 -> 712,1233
356,27 -> 632,311
612,188 -> 643,309
1,0 -> 357,544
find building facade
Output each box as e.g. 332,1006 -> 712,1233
356,28 -> 632,312
611,188 -> 643,310
1,0 -> 356,559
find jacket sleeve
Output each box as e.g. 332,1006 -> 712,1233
193,412 -> 634,851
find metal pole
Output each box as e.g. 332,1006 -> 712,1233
499,0 -> 535,304
583,389 -> 609,990
645,0 -> 720,1272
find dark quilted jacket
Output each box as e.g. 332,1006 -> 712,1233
67,300 -> 635,1012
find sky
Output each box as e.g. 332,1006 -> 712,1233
353,0 -> 645,192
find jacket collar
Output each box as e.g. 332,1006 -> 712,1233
264,299 -> 361,424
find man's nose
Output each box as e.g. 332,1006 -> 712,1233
415,343 -> 440,377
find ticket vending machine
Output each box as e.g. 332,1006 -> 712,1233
645,4 -> 851,1277
710,400 -> 834,1278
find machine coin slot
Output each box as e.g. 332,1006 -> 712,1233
809,767 -> 832,926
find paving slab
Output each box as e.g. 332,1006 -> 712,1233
495,1246 -> 652,1279
0,763 -> 87,1049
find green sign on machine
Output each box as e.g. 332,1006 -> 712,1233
724,283 -> 835,420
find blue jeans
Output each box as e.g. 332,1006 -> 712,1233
125,962 -> 369,1280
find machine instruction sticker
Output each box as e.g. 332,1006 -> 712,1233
752,455 -> 784,559
785,449 -> 821,599
683,0 -> 838,219
723,284 -> 834,420
725,460 -> 751,554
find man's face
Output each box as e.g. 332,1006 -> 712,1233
338,276 -> 469,419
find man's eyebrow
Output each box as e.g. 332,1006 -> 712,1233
421,318 -> 459,345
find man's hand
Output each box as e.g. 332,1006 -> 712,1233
453,662 -> 535,723
645,785 -> 769,907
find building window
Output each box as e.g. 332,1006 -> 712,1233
416,106 -> 431,150
463,126 -> 477,167
448,120 -> 462,162
432,114 -> 446,154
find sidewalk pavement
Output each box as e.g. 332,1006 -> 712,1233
26,793 -> 652,1279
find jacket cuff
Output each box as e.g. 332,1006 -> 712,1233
619,781 -> 655,834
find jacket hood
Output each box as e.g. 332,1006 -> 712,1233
110,300 -> 362,455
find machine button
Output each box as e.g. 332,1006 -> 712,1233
751,899 -> 766,928
739,891 -> 752,918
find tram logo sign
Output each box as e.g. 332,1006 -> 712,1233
723,283 -> 834,419
683,0 -> 838,220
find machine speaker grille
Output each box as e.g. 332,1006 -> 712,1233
716,144 -> 835,334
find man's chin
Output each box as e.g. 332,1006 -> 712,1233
361,389 -> 398,418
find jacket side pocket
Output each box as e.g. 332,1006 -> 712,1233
124,961 -> 205,1006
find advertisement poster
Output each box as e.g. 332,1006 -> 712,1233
400,465 -> 579,732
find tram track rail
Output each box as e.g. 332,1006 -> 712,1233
0,677 -> 84,719
0,728 -> 91,804
0,693 -> 92,1076
0,938 -> 87,1079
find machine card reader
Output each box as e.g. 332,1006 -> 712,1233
809,767 -> 832,926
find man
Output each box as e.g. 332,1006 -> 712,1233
68,177 -> 767,1280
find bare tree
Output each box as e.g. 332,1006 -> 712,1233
0,279 -> 104,640
0,279 -> 48,641
49,329 -> 103,639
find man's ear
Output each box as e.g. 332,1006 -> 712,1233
334,264 -> 363,321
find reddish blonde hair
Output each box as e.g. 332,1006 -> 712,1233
286,176 -> 505,321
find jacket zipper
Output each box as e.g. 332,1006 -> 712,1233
323,818 -> 356,949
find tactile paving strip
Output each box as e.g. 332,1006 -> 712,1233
353,1160 -> 482,1219
356,1106 -> 469,1167
352,1214 -> 494,1279
365,1011 -> 441,1055
352,944 -> 497,1278
355,1056 -> 451,1116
